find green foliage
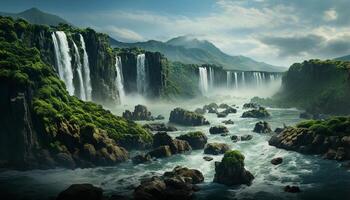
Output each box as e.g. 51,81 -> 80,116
296,116 -> 350,135
222,150 -> 245,167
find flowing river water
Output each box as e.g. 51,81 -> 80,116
0,95 -> 349,200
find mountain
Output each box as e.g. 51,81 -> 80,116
334,54 -> 350,61
0,7 -> 69,26
110,36 -> 285,72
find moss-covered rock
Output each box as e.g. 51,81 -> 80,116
176,131 -> 208,149
169,107 -> 209,126
242,107 -> 270,118
204,143 -> 230,155
209,125 -> 229,134
253,121 -> 272,133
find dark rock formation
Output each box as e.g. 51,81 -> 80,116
152,132 -> 191,154
243,103 -> 259,109
132,154 -> 152,165
56,184 -> 103,200
204,143 -> 230,155
194,108 -> 206,115
253,121 -> 272,133
271,157 -> 283,165
209,125 -> 229,134
142,123 -> 177,132
284,185 -> 301,193
147,146 -> 172,158
203,103 -> 219,111
222,107 -> 237,114
154,115 -> 165,120
203,156 -> 213,161
219,103 -> 230,109
217,112 -> 228,118
123,105 -> 154,121
222,119 -> 234,125
213,150 -> 254,186
176,131 -> 208,150
169,107 -> 209,126
134,166 -> 204,200
231,135 -> 239,143
242,107 -> 270,118
241,135 -> 253,141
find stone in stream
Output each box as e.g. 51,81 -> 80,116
231,135 -> 239,143
132,154 -> 152,165
217,112 -> 228,118
176,131 -> 208,150
284,185 -> 301,193
142,123 -> 177,132
56,184 -> 103,200
153,132 -> 192,154
154,115 -> 165,120
241,107 -> 270,118
147,146 -> 172,158
204,143 -> 230,155
219,103 -> 230,109
203,156 -> 213,161
241,135 -> 253,141
222,107 -> 237,114
222,119 -> 234,125
194,108 -> 206,115
243,103 -> 259,109
271,157 -> 283,165
213,150 -> 254,186
169,107 -> 210,126
209,125 -> 229,134
253,121 -> 272,133
122,104 -> 154,121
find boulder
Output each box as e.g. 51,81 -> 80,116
217,112 -> 228,118
209,125 -> 229,134
207,107 -> 218,114
253,121 -> 272,133
284,185 -> 301,193
221,133 -> 229,137
56,184 -> 103,200
241,135 -> 253,141
147,146 -> 172,158
241,107 -> 270,118
204,103 -> 219,110
153,132 -> 191,154
204,143 -> 230,155
134,177 -> 166,200
194,108 -> 206,115
222,107 -> 237,114
274,127 -> 285,134
243,103 -> 259,109
132,154 -> 152,164
142,123 -> 177,132
169,108 -> 210,126
122,105 -> 154,121
219,103 -> 230,109
222,119 -> 234,125
203,156 -> 213,161
176,131 -> 208,150
163,166 -> 204,184
155,115 -> 165,120
231,135 -> 239,143
271,157 -> 283,165
213,150 -> 254,186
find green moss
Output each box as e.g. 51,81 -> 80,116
222,150 -> 245,166
296,116 -> 350,136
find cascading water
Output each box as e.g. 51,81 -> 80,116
199,67 -> 209,94
226,71 -> 231,88
51,31 -> 75,95
136,54 -> 147,95
241,72 -> 245,87
209,67 -> 215,88
115,56 -> 125,104
234,72 -> 238,89
72,41 -> 86,100
79,34 -> 92,101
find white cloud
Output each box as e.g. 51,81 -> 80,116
105,26 -> 144,42
323,8 -> 338,21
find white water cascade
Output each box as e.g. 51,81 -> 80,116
52,31 -> 75,95
241,72 -> 245,87
72,41 -> 86,100
79,34 -> 92,101
136,54 -> 147,95
199,67 -> 209,94
115,56 -> 125,104
209,67 -> 215,88
234,72 -> 238,89
226,71 -> 231,88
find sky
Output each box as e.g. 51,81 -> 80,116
1,0 -> 350,67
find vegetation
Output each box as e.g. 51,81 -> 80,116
296,116 -> 350,136
221,150 -> 245,167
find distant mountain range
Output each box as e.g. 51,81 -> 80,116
110,36 -> 285,72
334,54 -> 350,61
0,8 -> 285,72
0,7 -> 68,26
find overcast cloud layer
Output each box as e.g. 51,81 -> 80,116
2,0 -> 350,67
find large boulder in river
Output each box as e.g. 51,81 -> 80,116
132,154 -> 152,165
213,150 -> 254,186
242,107 -> 270,118
222,107 -> 237,114
204,143 -> 230,155
253,121 -> 272,133
169,107 -> 209,126
203,103 -> 219,111
176,131 -> 208,149
243,103 -> 259,109
147,146 -> 172,158
194,108 -> 206,115
56,184 -> 103,200
217,112 -> 228,118
209,125 -> 229,135
122,105 -> 154,121
153,132 -> 191,154
134,166 -> 204,200
142,123 -> 178,132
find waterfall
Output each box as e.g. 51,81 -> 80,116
72,41 -> 86,100
226,71 -> 231,88
115,56 -> 125,104
241,72 -> 245,87
209,67 -> 215,88
136,54 -> 147,95
234,72 -> 238,89
270,74 -> 275,81
79,34 -> 92,101
51,31 -> 75,95
199,67 -> 209,94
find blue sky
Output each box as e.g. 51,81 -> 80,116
1,0 -> 350,66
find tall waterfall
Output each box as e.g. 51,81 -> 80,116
115,56 -> 125,104
209,67 -> 215,88
136,54 -> 147,95
79,34 -> 92,101
52,31 -> 75,95
72,41 -> 86,100
226,71 -> 231,88
199,67 -> 209,94
234,72 -> 238,89
241,72 -> 245,87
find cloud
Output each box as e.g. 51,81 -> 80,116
323,8 -> 338,21
104,26 -> 144,42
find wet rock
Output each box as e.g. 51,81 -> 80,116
134,176 -> 166,200
213,150 -> 254,186
243,103 -> 259,109
222,119 -> 234,125
56,184 -> 103,200
55,153 -> 76,169
132,154 -> 152,164
209,125 -> 229,134
163,166 -> 204,184
204,103 -> 219,110
221,133 -> 229,137
222,107 -> 237,114
203,156 -> 213,161
207,107 -> 218,114
271,157 -> 283,165
335,147 -> 346,161
284,185 -> 301,193
241,135 -> 253,141
204,143 -> 230,155
142,123 -> 177,132
169,107 -> 210,126
176,131 -> 208,150
219,103 -> 230,109
241,107 -> 270,118
155,115 -> 165,120
299,112 -> 313,119
122,105 -> 154,121
217,112 -> 228,118
231,135 -> 239,142
153,132 -> 191,154
194,108 -> 206,115
274,127 -> 285,134
147,146 -> 172,158
253,121 -> 272,133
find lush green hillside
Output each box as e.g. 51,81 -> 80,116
254,59 -> 350,115
110,36 -> 285,72
0,7 -> 69,26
